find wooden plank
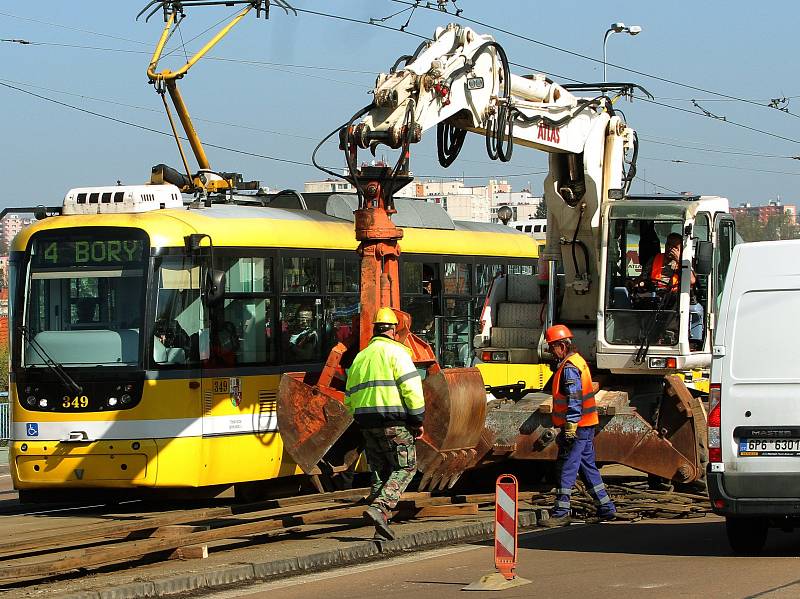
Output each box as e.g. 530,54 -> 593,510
414,504 -> 479,518
453,491 -> 544,505
0,504 -> 370,583
151,525 -> 209,538
167,544 -> 208,560
0,487 -> 370,557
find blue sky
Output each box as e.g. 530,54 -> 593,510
2,1 -> 799,209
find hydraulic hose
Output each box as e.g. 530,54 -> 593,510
624,130 -> 639,194
437,121 -> 467,167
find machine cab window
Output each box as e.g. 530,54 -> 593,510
604,206 -> 689,348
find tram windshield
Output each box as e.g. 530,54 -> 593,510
23,229 -> 148,367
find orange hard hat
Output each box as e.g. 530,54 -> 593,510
545,324 -> 573,344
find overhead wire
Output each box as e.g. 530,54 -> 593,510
388,0 -> 800,119
0,38 -> 371,87
0,79 -> 540,181
7,5 -> 795,190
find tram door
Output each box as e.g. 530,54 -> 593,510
401,260 -> 440,350
436,261 -> 475,368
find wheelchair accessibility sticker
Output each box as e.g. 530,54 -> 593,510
26,423 -> 39,437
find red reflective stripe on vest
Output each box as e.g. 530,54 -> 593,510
650,254 -> 679,291
551,352 -> 599,428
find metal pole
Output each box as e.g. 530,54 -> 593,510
603,29 -> 613,83
546,259 -> 557,329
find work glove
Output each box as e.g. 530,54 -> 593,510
409,425 -> 424,439
563,421 -> 578,442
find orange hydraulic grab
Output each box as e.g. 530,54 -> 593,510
277,152 -> 487,491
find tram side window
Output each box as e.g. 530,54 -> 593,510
282,256 -> 320,293
442,262 -> 473,368
281,298 -> 322,363
475,263 -> 503,297
225,256 -> 271,293
400,260 -> 439,346
153,257 -> 204,366
210,298 -> 274,367
206,255 -> 275,367
326,256 -> 359,293
324,254 -> 360,352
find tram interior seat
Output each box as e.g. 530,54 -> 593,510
153,337 -> 187,365
27,330 -> 139,365
485,274 -> 543,363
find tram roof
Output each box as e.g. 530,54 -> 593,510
13,192 -> 538,259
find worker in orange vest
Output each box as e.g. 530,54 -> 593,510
644,232 -> 696,292
539,324 -> 616,527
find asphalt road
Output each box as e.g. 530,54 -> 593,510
203,517 -> 800,599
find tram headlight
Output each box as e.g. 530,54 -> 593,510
26,396 -> 36,407
107,397 -> 119,407
38,398 -> 49,408
120,394 -> 132,405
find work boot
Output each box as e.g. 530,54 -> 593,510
598,511 -> 617,522
363,506 -> 396,540
539,513 -> 571,528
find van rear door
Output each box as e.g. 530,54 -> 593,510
719,242 -> 800,499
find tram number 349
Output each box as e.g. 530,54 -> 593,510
62,395 -> 89,408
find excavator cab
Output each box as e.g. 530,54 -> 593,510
596,196 -> 737,374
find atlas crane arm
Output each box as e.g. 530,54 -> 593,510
353,23 -> 632,164
347,23 -> 641,328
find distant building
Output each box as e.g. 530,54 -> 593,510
730,200 -> 797,224
305,173 -> 544,224
0,214 -> 33,250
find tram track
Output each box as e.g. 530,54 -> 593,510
0,480 -> 712,590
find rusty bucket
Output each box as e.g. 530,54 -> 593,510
417,367 -> 488,491
277,365 -> 489,491
276,372 -> 356,475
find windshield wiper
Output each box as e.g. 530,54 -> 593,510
19,326 -> 83,395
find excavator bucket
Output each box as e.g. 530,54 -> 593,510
276,371 -> 358,476
416,367 -> 488,491
276,365 -> 489,489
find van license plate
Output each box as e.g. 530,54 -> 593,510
739,438 -> 800,456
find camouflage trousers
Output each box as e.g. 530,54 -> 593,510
362,425 -> 417,517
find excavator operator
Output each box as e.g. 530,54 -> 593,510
643,232 -> 696,294
344,307 -> 426,540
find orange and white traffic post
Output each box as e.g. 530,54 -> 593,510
494,474 -> 519,580
463,474 -> 531,591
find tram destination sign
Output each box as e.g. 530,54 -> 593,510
32,237 -> 146,268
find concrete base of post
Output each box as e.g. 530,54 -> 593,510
462,572 -> 532,591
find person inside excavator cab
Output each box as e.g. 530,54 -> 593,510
633,232 -> 703,349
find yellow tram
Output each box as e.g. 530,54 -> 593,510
9,186 -> 538,500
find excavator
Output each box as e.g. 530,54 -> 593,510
277,23 -> 739,492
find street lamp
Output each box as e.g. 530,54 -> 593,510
603,22 -> 642,83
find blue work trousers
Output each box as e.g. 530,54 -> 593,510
552,426 -> 616,517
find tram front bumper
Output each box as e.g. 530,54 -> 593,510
10,439 -> 158,488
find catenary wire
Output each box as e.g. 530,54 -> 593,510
388,0 -> 800,118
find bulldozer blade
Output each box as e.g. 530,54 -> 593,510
276,372 -> 354,474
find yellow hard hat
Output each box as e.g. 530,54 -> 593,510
373,307 -> 399,325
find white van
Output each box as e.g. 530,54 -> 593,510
708,239 -> 800,553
